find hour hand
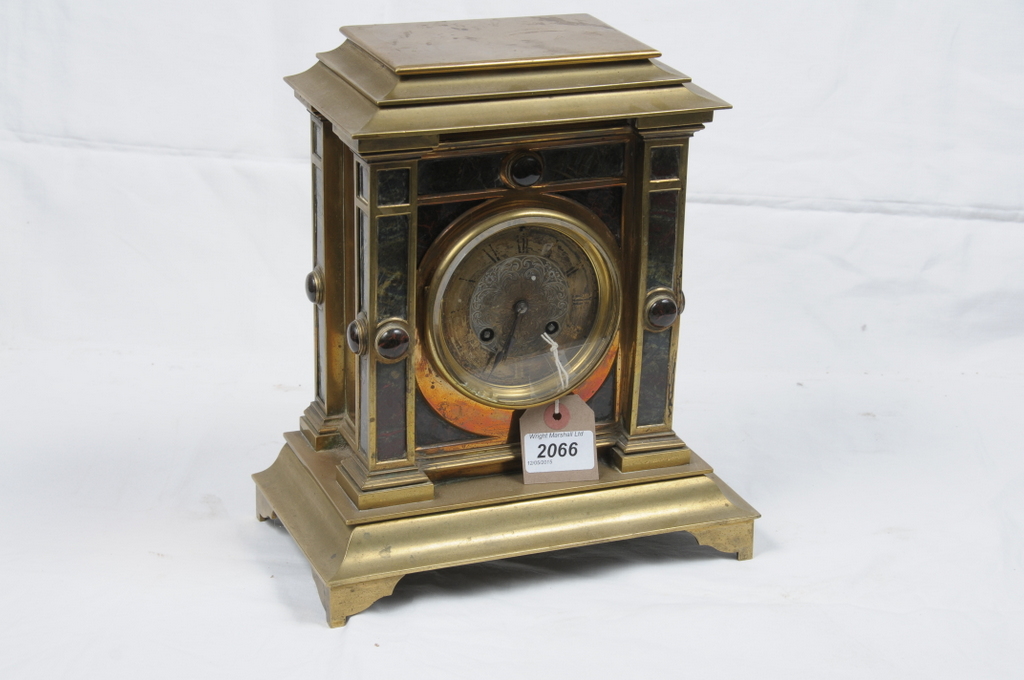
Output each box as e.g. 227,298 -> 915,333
490,300 -> 528,371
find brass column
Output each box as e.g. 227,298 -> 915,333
611,124 -> 703,472
336,152 -> 434,508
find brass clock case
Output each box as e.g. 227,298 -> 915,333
420,195 -> 622,409
255,15 -> 760,628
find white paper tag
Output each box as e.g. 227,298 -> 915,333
520,393 -> 599,484
523,429 -> 596,473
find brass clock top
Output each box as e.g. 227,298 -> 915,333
340,14 -> 660,75
288,14 -> 729,154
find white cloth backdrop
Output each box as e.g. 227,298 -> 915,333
1,1 -> 1022,678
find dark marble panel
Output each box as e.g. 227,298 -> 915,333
557,186 -> 623,243
417,200 -> 486,263
650,146 -> 680,180
378,168 -> 410,206
414,388 -> 484,447
419,154 -> 504,195
540,144 -> 624,183
637,329 -> 672,426
586,368 -> 616,424
377,214 -> 409,321
375,361 -> 407,460
646,190 -> 678,290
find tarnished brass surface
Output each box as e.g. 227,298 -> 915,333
271,430 -> 714,525
413,339 -> 618,439
254,443 -> 758,624
317,42 -> 689,107
336,463 -> 435,510
610,430 -> 694,471
610,445 -> 693,472
286,13 -> 730,156
312,572 -> 403,628
259,15 -> 759,626
287,62 -> 729,154
340,14 -> 660,75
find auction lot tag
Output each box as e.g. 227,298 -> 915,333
520,393 -> 598,484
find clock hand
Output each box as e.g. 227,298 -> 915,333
491,300 -> 528,371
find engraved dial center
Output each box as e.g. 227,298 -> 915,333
438,223 -> 601,396
470,254 -> 570,361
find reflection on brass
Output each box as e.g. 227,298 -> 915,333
255,14 -> 758,626
413,340 -> 617,438
255,439 -> 757,627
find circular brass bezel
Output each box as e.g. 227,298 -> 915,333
500,150 -> 543,189
422,196 -> 621,409
643,287 -> 681,333
346,313 -> 368,355
305,268 -> 324,305
375,319 -> 412,363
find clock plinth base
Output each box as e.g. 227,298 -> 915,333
253,433 -> 759,626
335,462 -> 435,510
610,431 -> 693,472
299,401 -> 345,451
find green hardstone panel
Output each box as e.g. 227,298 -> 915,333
375,361 -> 407,460
376,214 -> 409,321
646,190 -> 677,290
637,329 -> 671,426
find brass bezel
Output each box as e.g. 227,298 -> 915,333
374,319 -> 412,363
500,150 -> 543,189
422,195 -> 621,409
305,267 -> 325,305
346,311 -> 368,356
642,287 -> 681,333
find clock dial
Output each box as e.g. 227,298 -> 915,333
424,201 -> 620,408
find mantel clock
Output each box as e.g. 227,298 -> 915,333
254,14 -> 759,627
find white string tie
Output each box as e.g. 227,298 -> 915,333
541,332 -> 570,416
